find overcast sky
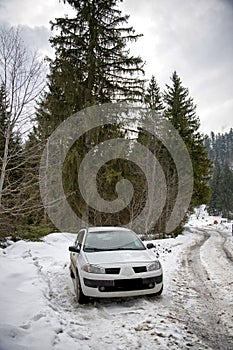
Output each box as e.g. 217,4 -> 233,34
0,0 -> 232,134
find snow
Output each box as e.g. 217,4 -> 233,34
1,209 -> 233,349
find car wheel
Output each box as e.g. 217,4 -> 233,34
70,266 -> 75,279
74,271 -> 89,304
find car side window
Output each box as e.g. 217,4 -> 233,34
75,229 -> 85,247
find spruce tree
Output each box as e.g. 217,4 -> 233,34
36,0 -> 145,139
219,165 -> 233,218
206,129 -> 233,218
206,129 -> 233,168
163,71 -> 212,230
164,71 -> 199,139
144,76 -> 164,112
226,128 -> 233,167
138,75 -> 164,150
208,163 -> 233,219
208,162 -> 225,216
35,0 -> 145,228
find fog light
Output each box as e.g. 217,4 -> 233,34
149,283 -> 154,288
99,286 -> 105,291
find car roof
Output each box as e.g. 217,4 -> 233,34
86,226 -> 132,233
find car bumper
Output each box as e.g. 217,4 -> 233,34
80,273 -> 163,298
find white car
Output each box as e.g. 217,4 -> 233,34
69,226 -> 163,303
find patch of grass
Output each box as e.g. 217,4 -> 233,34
16,223 -> 55,241
0,222 -> 56,246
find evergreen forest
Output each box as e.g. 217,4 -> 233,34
1,0 -> 226,242
205,130 -> 233,219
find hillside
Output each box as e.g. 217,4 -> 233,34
205,129 -> 233,169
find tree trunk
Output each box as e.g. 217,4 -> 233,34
0,123 -> 11,206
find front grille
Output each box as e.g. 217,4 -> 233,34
133,266 -> 147,273
105,268 -> 121,274
83,274 -> 163,292
101,278 -> 155,292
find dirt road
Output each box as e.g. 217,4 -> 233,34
167,228 -> 233,350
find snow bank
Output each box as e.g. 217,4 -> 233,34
0,229 -> 202,350
1,212 -> 232,349
0,233 -> 76,350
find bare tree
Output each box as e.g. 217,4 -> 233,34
0,26 -> 45,210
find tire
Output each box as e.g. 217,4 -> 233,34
74,271 -> 89,304
70,266 -> 75,279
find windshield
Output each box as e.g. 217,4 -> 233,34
83,230 -> 146,252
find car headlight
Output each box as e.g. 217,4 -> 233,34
82,264 -> 105,274
147,261 -> 161,271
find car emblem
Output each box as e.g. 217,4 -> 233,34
121,266 -> 133,276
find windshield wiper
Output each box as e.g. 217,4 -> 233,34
106,247 -> 145,251
84,247 -> 145,252
84,247 -> 108,252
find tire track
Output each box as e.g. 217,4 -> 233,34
172,228 -> 233,350
218,230 -> 233,263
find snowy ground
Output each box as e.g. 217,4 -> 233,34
1,209 -> 233,350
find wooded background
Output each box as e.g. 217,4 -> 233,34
0,0 -> 231,242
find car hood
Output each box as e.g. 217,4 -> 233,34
84,249 -> 156,265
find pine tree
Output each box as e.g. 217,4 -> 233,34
34,0 -> 145,228
219,165 -> 233,218
138,75 -> 164,149
144,76 -> 164,112
134,76 -> 166,234
208,163 -> 233,219
164,72 -> 199,139
36,0 -> 145,140
207,162 -> 222,215
163,71 -> 212,232
207,129 -> 233,168
206,129 -> 233,218
226,128 -> 233,167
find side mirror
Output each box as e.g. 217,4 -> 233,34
69,246 -> 80,253
146,243 -> 154,249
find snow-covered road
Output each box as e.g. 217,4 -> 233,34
165,227 -> 233,350
0,221 -> 233,350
